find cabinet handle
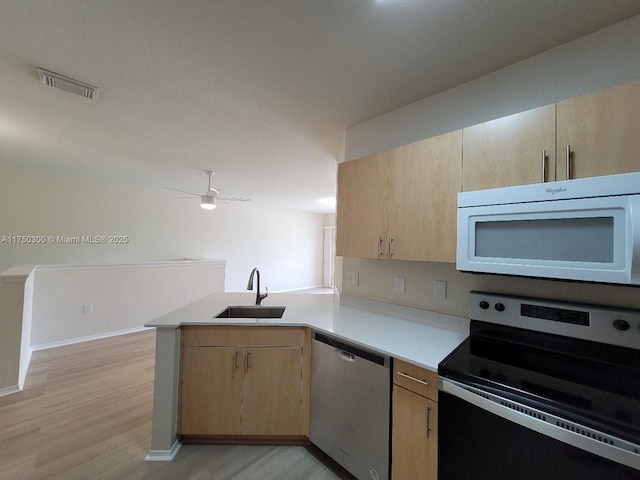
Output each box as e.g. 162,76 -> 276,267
397,371 -> 429,386
235,351 -> 240,373
541,149 -> 547,182
378,236 -> 384,259
425,403 -> 432,438
565,145 -> 572,179
245,351 -> 250,372
388,236 -> 394,259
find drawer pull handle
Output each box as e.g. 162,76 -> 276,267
397,371 -> 430,386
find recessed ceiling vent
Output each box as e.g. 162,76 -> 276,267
37,68 -> 100,100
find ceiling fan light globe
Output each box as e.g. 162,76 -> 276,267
201,196 -> 216,209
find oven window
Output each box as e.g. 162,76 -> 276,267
438,391 -> 638,480
475,217 -> 614,263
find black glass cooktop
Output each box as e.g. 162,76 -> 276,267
439,320 -> 640,445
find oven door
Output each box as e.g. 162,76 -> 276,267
438,379 -> 640,480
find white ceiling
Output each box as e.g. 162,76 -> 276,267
1,1 -> 639,214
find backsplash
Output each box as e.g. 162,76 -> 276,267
340,257 -> 640,318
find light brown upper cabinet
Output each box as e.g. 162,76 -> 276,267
336,151 -> 389,259
336,131 -> 462,263
462,104 -> 556,191
556,78 -> 640,180
388,130 -> 462,262
463,79 -> 640,191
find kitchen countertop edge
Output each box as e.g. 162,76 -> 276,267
145,292 -> 469,372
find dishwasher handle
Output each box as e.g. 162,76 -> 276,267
313,331 -> 390,368
336,349 -> 356,362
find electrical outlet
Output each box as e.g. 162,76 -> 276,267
433,280 -> 447,300
394,276 -> 406,294
82,304 -> 93,314
347,271 -> 359,287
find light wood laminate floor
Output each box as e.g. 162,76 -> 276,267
0,330 -> 355,480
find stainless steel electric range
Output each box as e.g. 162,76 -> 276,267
438,291 -> 640,479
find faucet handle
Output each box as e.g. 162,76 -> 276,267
257,287 -> 268,305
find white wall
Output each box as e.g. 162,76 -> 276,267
31,260 -> 225,347
0,163 -> 325,292
19,269 -> 33,388
0,267 -> 30,394
346,15 -> 640,161
341,16 -> 640,316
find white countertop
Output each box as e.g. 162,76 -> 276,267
145,292 -> 469,372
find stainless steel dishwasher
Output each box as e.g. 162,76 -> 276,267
310,331 -> 390,480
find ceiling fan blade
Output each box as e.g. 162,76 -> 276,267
166,169 -> 249,206
217,195 -> 252,202
164,186 -> 200,196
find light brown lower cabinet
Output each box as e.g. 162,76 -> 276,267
392,359 -> 438,479
180,346 -> 242,435
178,326 -> 310,441
240,346 -> 304,436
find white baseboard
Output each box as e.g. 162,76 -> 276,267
0,384 -> 20,398
31,326 -> 152,352
145,441 -> 181,462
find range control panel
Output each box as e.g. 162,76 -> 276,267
470,291 -> 640,350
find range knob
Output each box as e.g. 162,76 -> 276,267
495,303 -> 506,312
612,319 -> 630,331
479,301 -> 490,310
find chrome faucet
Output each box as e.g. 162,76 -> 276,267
247,267 -> 268,305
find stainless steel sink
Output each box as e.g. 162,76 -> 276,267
215,305 -> 286,319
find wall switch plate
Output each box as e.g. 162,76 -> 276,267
433,280 -> 447,300
347,272 -> 359,287
395,276 -> 406,294
82,304 -> 93,314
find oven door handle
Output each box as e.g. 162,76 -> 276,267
439,378 -> 640,471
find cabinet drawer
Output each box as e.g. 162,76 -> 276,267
182,325 -> 303,347
393,359 -> 438,401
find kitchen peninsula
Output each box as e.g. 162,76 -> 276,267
144,292 -> 468,461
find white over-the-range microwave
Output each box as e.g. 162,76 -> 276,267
457,171 -> 640,285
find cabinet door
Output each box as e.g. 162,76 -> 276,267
336,152 -> 389,259
179,347 -> 242,435
392,385 -> 438,480
241,347 -> 303,436
388,130 -> 462,262
462,105 -> 556,190
556,79 -> 640,180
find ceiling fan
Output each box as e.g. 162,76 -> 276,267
165,169 -> 251,209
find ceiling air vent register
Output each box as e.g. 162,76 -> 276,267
37,68 -> 100,100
